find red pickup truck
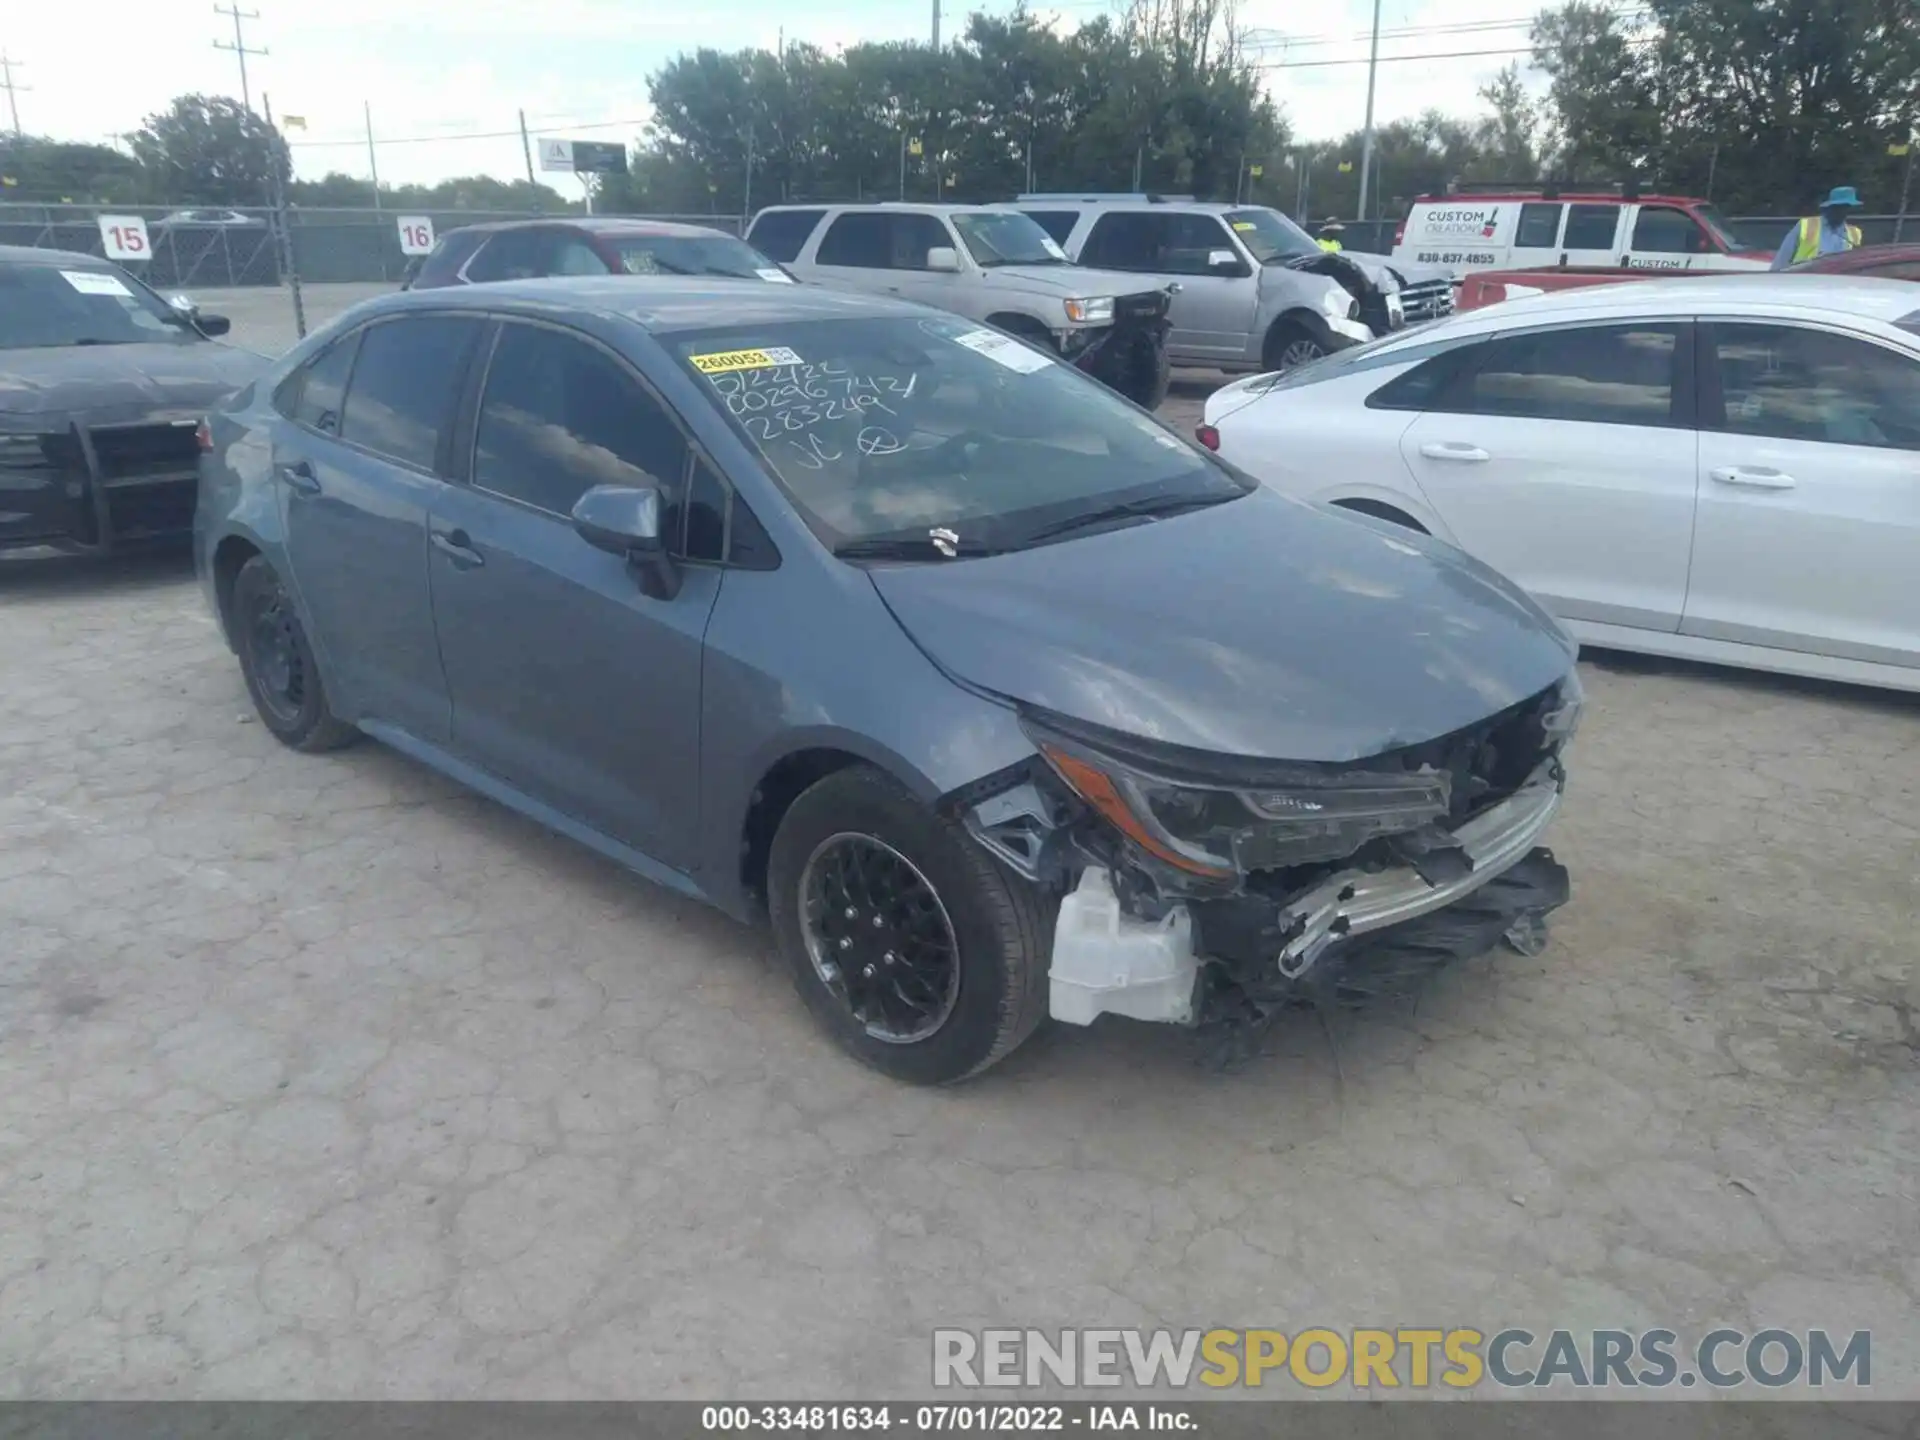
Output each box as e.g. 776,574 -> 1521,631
1455,242 -> 1920,311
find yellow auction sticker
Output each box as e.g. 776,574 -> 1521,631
689,346 -> 804,374
1231,221 -> 1255,231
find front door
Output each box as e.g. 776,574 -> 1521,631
427,319 -> 721,870
1398,318 -> 1699,631
1078,211 -> 1254,362
1683,320 -> 1920,670
277,316 -> 483,740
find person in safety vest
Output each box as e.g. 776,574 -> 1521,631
1770,186 -> 1863,270
1316,218 -> 1345,253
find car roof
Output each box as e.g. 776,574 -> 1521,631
1408,192 -> 1705,207
1428,274 -> 1920,334
359,274 -> 926,332
445,217 -> 733,240
1796,243 -> 1920,272
0,243 -> 114,269
751,202 -> 1013,218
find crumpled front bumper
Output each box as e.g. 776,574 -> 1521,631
1060,293 -> 1173,405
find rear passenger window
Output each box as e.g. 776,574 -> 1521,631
339,317 -> 482,469
748,209 -> 828,263
1563,205 -> 1621,250
1514,203 -> 1562,248
280,331 -> 360,435
1453,323 -> 1681,426
473,323 -> 688,517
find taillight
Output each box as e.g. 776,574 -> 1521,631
195,419 -> 213,452
1393,220 -> 1406,247
1195,424 -> 1220,451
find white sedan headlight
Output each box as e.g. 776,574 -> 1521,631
1063,296 -> 1115,324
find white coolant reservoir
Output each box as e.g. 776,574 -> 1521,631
1049,867 -> 1199,1026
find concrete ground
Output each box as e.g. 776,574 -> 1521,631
0,284 -> 1915,1400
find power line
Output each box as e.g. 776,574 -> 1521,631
0,50 -> 27,137
1246,7 -> 1647,51
280,114 -> 649,149
1256,44 -> 1536,71
212,4 -> 267,113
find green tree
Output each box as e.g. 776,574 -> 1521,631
0,136 -> 146,203
125,94 -> 288,205
1533,0 -> 1920,210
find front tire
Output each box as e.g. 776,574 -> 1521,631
231,555 -> 358,753
767,766 -> 1052,1084
1264,319 -> 1327,373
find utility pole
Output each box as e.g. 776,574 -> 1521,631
931,0 -> 940,50
1355,0 -> 1382,224
261,91 -> 306,340
363,101 -> 382,211
518,109 -> 538,210
213,4 -> 266,114
1896,138 -> 1916,242
0,52 -> 27,137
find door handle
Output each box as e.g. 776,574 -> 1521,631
275,459 -> 321,495
430,528 -> 485,568
1710,466 -> 1796,490
1419,442 -> 1490,462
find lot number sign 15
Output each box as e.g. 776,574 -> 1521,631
97,215 -> 152,262
397,216 -> 436,256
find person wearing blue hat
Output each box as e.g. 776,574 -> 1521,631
1771,186 -> 1864,270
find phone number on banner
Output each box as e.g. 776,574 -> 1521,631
701,1404 -> 1196,1433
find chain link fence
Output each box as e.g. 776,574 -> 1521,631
0,203 -> 746,288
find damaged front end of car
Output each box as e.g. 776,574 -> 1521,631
948,673 -> 1581,1038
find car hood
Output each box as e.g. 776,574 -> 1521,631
1343,251 -> 1451,287
984,264 -> 1168,301
868,486 -> 1576,764
0,342 -> 268,426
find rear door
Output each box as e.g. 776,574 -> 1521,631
1505,202 -> 1565,269
1560,203 -> 1625,268
808,212 -> 912,299
1397,318 -> 1698,631
276,314 -> 484,738
426,318 -> 723,868
1683,320 -> 1920,670
746,209 -> 829,265
1078,211 -> 1253,362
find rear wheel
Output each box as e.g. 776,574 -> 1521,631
232,555 -> 357,752
768,766 -> 1052,1084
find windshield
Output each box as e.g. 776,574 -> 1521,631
0,262 -> 196,349
612,235 -> 788,281
950,211 -> 1071,267
1694,203 -> 1754,253
671,315 -> 1246,555
1223,208 -> 1320,263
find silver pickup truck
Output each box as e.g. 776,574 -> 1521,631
1013,195 -> 1456,372
746,203 -> 1176,406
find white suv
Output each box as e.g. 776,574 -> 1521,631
1012,195 -> 1454,372
747,203 -> 1175,405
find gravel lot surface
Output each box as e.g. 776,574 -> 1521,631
0,282 -> 1913,1400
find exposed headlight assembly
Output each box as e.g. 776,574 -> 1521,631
1029,724 -> 1451,879
1063,296 -> 1115,324
1318,285 -> 1359,322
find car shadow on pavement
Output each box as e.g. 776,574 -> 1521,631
0,546 -> 198,603
1578,645 -> 1920,720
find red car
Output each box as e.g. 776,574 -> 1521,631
1455,242 -> 1920,311
404,217 -> 794,290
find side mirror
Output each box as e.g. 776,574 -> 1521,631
925,246 -> 961,272
572,483 -> 681,599
1206,249 -> 1243,274
195,313 -> 232,337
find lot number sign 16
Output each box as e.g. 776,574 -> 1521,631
97,215 -> 152,262
397,216 -> 436,256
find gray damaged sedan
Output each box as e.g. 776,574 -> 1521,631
197,278 -> 1581,1083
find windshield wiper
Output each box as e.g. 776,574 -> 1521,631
1014,493 -> 1236,548
833,534 -> 1001,562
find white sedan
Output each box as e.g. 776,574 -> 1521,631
1201,275 -> 1920,693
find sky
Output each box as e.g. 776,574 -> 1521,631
2,0 -> 1547,192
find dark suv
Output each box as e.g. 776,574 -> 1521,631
405,218 -> 793,290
